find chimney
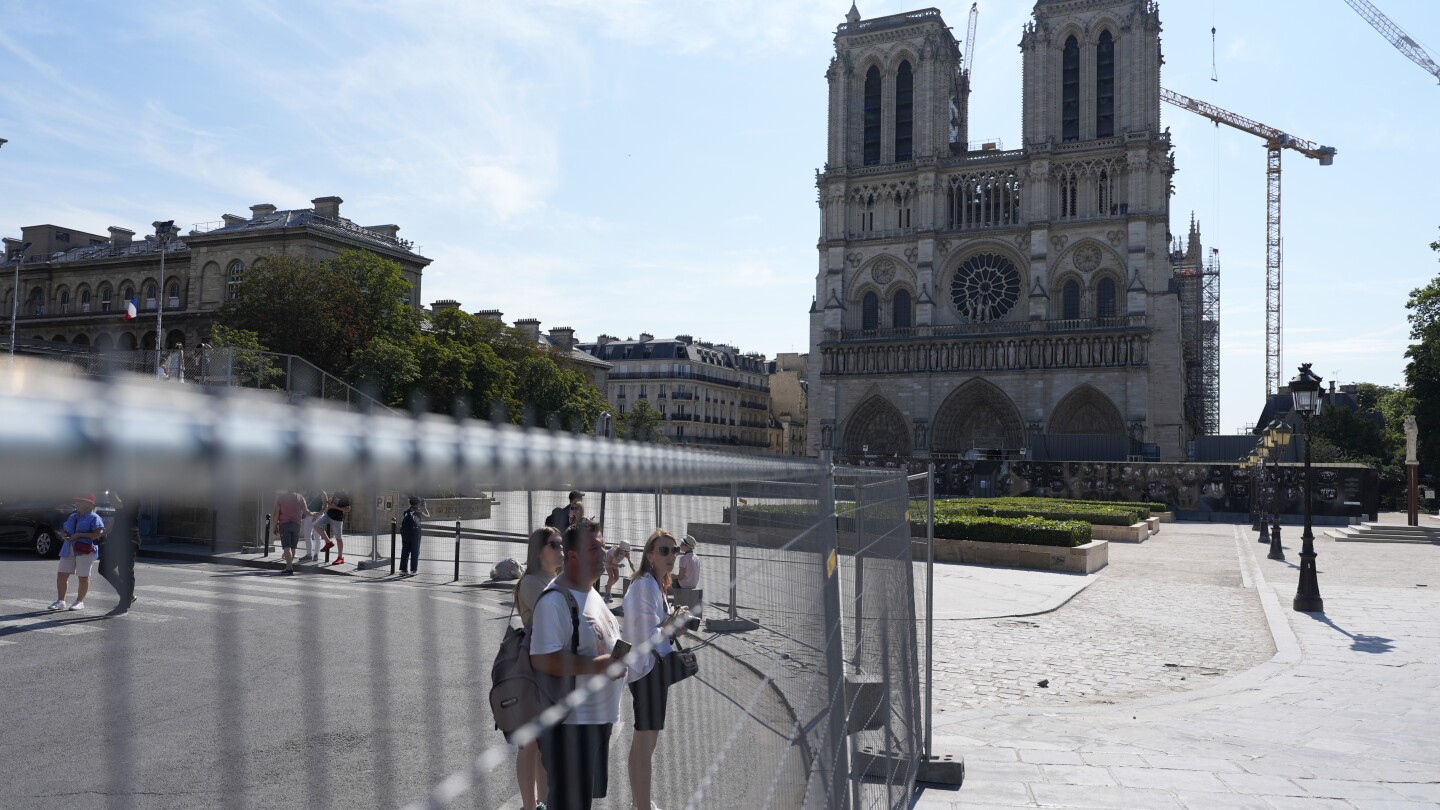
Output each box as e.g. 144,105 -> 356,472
639,332 -> 654,342
475,309 -> 504,324
514,318 -> 541,343
250,204 -> 277,219
597,334 -> 611,346
675,334 -> 693,345
368,224 -> 400,239
108,227 -> 134,247
549,326 -> 575,352
221,214 -> 246,227
431,299 -> 462,313
311,196 -> 343,219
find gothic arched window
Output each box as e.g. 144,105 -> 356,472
862,292 -> 880,331
1097,277 -> 1117,318
100,285 -> 113,313
227,260 -> 245,300
893,289 -> 912,329
895,61 -> 913,162
863,66 -> 882,166
1096,31 -> 1115,138
1062,280 -> 1081,319
1062,36 -> 1080,143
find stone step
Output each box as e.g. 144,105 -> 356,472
1329,525 -> 1440,544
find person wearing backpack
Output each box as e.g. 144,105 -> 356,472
506,525 -> 564,810
529,518 -> 627,810
545,490 -> 584,532
398,496 -> 429,576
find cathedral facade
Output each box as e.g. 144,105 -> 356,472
808,0 -> 1189,461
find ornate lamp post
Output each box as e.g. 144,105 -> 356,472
1266,419 -> 1293,560
1252,444 -> 1269,542
152,220 -> 174,378
1289,364 -> 1325,613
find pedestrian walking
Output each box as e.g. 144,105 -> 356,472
398,496 -> 430,576
623,529 -> 692,810
300,490 -> 325,562
97,491 -> 141,616
510,525 -> 565,810
313,490 -> 351,565
601,539 -> 631,602
273,488 -> 308,575
529,519 -> 627,810
51,494 -> 104,611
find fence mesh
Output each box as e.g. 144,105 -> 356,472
0,359 -> 923,809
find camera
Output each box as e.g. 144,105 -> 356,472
680,616 -> 701,632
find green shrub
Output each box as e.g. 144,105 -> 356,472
928,514 -> 1092,548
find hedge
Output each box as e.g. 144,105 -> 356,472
928,514 -> 1092,548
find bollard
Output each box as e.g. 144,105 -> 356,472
453,519 -> 461,582
263,513 -> 272,557
389,518 -> 397,575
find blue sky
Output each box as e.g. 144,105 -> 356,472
1,0 -> 1436,432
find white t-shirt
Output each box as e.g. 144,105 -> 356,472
530,584 -> 624,725
621,574 -> 673,682
677,551 -> 701,589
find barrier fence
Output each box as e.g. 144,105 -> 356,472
0,360 -> 926,809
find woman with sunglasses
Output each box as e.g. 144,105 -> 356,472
621,529 -> 691,810
511,526 -> 565,810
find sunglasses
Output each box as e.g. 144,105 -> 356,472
655,546 -> 679,557
545,539 -> 563,550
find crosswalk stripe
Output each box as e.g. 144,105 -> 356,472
196,575 -> 375,594
0,611 -> 101,635
0,597 -> 176,624
428,594 -> 510,616
119,596 -> 249,613
143,586 -> 299,606
183,579 -> 352,600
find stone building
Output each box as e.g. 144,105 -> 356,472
577,335 -> 772,451
2,196 -> 429,352
809,1 -> 1189,461
768,352 -> 810,456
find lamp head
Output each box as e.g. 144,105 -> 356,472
1287,363 -> 1324,416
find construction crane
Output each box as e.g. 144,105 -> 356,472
963,3 -> 978,81
1160,88 -> 1336,398
1342,0 -> 1440,84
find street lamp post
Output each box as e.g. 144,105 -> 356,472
1289,364 -> 1325,613
8,241 -> 32,363
1266,420 -> 1293,561
152,221 -> 173,378
1252,444 -> 1269,542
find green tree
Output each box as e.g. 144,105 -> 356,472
1405,230 -> 1440,479
206,324 -> 282,389
618,399 -> 668,443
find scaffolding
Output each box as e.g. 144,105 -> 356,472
1173,215 -> 1221,436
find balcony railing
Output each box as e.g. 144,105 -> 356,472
823,314 -> 1143,343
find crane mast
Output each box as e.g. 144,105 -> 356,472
964,2 -> 978,80
1342,0 -> 1440,84
1161,88 -> 1336,398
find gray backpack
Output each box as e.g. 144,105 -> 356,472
491,558 -> 523,581
489,588 -> 580,735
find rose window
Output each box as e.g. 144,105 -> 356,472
950,253 -> 1021,322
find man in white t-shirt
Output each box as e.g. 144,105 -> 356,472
529,518 -> 626,810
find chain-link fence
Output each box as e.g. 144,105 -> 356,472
0,359 -> 924,809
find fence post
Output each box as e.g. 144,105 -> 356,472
925,462 -> 936,761
817,451 -> 852,810
389,518 -> 397,576
453,519 -> 461,582
654,486 -> 663,529
728,481 -> 739,622
526,490 -> 534,534
852,477 -> 865,670
263,513 -> 272,557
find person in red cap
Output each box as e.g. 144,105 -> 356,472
51,494 -> 105,611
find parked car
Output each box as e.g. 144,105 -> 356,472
0,498 -> 118,558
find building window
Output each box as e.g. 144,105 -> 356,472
80,289 -> 91,313
58,289 -> 70,313
893,289 -> 912,329
1097,277 -> 1118,318
1097,170 -> 1112,215
1059,171 -> 1078,219
1062,280 -> 1081,319
29,287 -> 44,316
659,384 -> 666,398
863,66 -> 882,166
226,260 -> 245,300
120,283 -> 134,307
895,61 -> 913,162
862,292 -> 880,331
56,232 -> 70,243
951,252 -> 1021,323
639,384 -> 647,399
1062,36 -> 1080,143
1096,31 -> 1115,138
143,282 -> 157,309
167,281 -> 180,309
100,286 -> 112,313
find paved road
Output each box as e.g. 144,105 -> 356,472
0,554 -> 805,810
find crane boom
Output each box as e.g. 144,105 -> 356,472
1342,0 -> 1440,84
963,3 -> 978,78
1160,88 -> 1336,163
1161,88 -> 1336,398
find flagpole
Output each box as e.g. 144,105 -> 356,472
152,221 -> 173,378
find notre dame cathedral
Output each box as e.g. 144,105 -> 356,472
808,0 -> 1192,461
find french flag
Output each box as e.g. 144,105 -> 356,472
123,298 -> 138,321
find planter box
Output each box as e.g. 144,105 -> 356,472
1156,512 -> 1175,523
1090,521 -> 1149,543
685,521 -> 1107,574
1146,516 -> 1160,534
